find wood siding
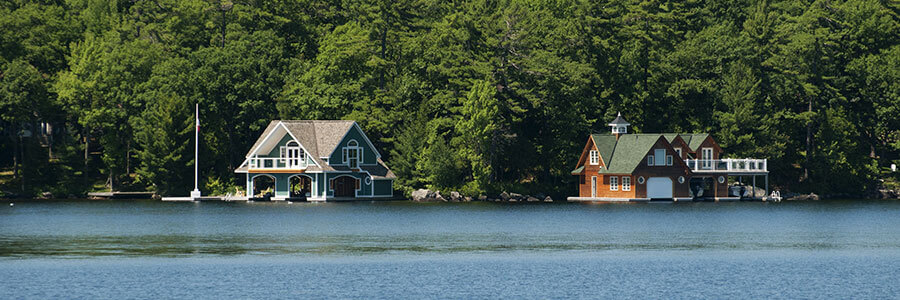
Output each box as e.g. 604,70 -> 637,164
631,137 -> 692,198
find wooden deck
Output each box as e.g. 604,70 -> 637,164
567,196 -> 770,203
88,192 -> 155,199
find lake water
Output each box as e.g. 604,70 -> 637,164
2,200 -> 900,299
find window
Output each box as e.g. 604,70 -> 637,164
666,155 -> 673,166
622,176 -> 631,191
647,155 -> 655,166
638,176 -> 645,184
610,176 -> 618,191
343,140 -> 362,168
285,141 -> 305,168
702,147 -> 713,169
674,148 -> 682,157
589,150 -> 599,165
591,176 -> 597,197
618,127 -> 626,133
654,149 -> 665,166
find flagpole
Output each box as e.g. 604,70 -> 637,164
191,103 -> 201,199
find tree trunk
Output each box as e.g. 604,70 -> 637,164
126,140 -> 130,175
11,131 -> 18,180
20,135 -> 25,192
804,96 -> 812,182
84,129 -> 90,184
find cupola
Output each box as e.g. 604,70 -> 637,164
608,112 -> 630,138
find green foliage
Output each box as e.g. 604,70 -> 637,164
457,79 -> 499,194
133,65 -> 193,195
1,0 -> 899,197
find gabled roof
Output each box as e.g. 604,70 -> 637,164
684,133 -> 710,151
590,134 -> 618,165
598,134 -> 666,174
241,120 -> 385,172
586,132 -> 712,174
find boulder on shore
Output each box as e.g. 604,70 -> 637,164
509,193 -> 523,200
543,196 -> 553,202
412,189 -> 440,202
526,196 -> 539,202
787,193 -> 820,201
450,191 -> 462,202
499,192 -> 510,201
478,195 -> 488,201
875,189 -> 898,199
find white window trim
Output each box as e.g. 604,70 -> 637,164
342,139 -> 363,168
589,150 -> 599,165
674,148 -> 682,157
666,155 -> 673,166
622,176 -> 631,191
591,176 -> 597,197
647,155 -> 655,166
610,176 -> 618,191
702,147 -> 713,168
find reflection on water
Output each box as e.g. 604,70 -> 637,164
2,200 -> 900,258
2,200 -> 900,298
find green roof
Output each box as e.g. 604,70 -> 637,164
579,132 -> 711,175
590,134 -> 618,165
598,134 -> 665,174
685,133 -> 710,150
570,165 -> 584,174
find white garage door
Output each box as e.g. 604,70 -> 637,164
647,177 -> 673,199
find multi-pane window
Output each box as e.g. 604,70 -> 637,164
654,149 -> 666,166
589,150 -> 599,165
610,176 -> 618,191
342,140 -> 362,168
622,176 -> 631,191
702,147 -> 713,168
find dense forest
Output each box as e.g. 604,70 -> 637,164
1,0 -> 899,198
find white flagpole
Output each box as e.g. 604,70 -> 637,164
191,103 -> 201,199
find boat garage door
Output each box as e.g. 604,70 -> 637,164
647,177 -> 673,199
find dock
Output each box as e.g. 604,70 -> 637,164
88,192 -> 155,199
161,196 -> 250,202
567,197 -> 772,203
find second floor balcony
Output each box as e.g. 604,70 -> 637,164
684,158 -> 767,174
247,157 -> 308,170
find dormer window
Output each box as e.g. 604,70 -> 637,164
284,141 -> 305,168
589,150 -> 599,165
342,140 -> 362,168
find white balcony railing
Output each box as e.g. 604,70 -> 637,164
684,158 -> 767,173
248,157 -> 307,170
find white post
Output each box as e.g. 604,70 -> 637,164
752,175 -> 757,199
191,103 -> 202,199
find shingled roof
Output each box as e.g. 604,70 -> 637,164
240,120 -> 394,178
575,132 -> 710,175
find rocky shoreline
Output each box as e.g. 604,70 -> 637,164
2,189 -> 899,201
411,189 -> 554,203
